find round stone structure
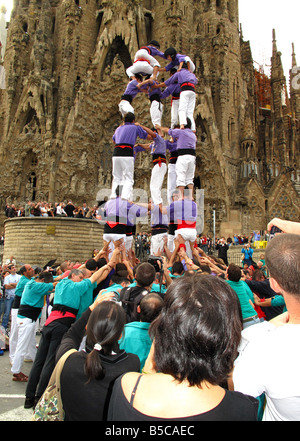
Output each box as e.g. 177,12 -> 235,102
3,217 -> 104,268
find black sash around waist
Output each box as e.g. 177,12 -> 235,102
121,94 -> 133,103
113,143 -> 134,157
152,153 -> 166,165
177,148 -> 196,156
52,303 -> 79,315
180,82 -> 196,92
151,225 -> 168,235
18,304 -> 42,321
169,151 -> 178,164
52,304 -> 79,316
104,222 -> 127,234
149,94 -> 161,103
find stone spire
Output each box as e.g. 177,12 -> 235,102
290,43 -> 300,125
270,29 -> 288,166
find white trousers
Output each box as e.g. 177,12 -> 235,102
111,156 -> 134,200
171,99 -> 180,128
126,49 -> 160,78
150,101 -> 163,126
9,308 -> 19,363
11,317 -> 37,374
175,228 -> 197,258
125,235 -> 133,252
119,100 -> 134,117
168,234 -> 175,252
178,90 -> 196,130
150,162 -> 167,206
8,308 -> 32,363
103,233 -> 126,259
151,232 -> 168,255
176,155 -> 196,187
167,163 -> 177,204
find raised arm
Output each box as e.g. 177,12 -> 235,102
267,218 -> 300,235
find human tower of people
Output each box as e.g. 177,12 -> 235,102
105,40 -> 199,258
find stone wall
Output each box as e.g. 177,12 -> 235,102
2,217 -> 104,267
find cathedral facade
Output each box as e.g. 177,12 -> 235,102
0,0 -> 299,236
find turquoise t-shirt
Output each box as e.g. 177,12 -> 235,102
15,275 -> 33,298
18,279 -> 54,318
54,278 -> 93,311
226,279 -> 257,319
151,283 -> 167,295
99,283 -> 124,299
119,321 -> 152,371
271,295 -> 287,312
77,280 -> 97,319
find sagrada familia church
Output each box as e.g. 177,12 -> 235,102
0,0 -> 299,236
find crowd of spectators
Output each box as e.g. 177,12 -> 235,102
4,200 -> 103,220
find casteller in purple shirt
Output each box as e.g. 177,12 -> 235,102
168,128 -> 196,152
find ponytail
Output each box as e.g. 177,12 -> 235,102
84,301 -> 126,382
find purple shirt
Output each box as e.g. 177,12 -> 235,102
151,134 -> 166,156
165,139 -> 177,154
150,204 -> 168,227
164,53 -> 192,71
148,81 -> 163,99
104,197 -> 147,226
161,82 -> 181,99
127,204 -> 148,227
168,128 -> 196,150
164,69 -> 198,87
144,46 -> 165,58
113,123 -> 148,146
168,199 -> 197,225
123,80 -> 142,99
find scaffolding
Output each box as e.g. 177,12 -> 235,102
254,64 -> 271,110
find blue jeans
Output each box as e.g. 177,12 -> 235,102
0,296 -> 5,318
1,296 -> 15,329
243,315 -> 264,330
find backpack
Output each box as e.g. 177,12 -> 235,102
120,286 -> 149,323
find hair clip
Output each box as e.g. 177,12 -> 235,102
93,343 -> 102,351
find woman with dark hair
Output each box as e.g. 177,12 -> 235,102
108,274 -> 258,421
54,294 -> 140,421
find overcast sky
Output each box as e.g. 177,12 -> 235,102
239,0 -> 299,81
1,0 -> 299,82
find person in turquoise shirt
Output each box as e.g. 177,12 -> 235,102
169,261 -> 184,278
226,264 -> 263,329
18,273 -> 55,320
253,293 -> 287,313
119,293 -> 163,370
97,274 -> 131,302
10,264 -> 35,364
11,271 -> 54,382
76,258 -> 112,319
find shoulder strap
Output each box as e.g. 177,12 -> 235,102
130,374 -> 143,405
50,348 -> 77,419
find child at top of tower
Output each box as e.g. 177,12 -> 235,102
126,40 -> 165,81
160,47 -> 196,73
